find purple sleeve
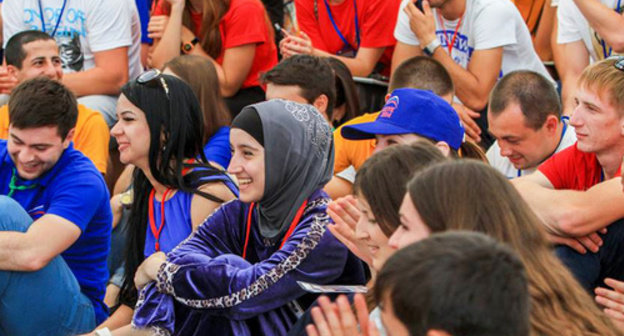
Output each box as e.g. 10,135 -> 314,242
133,200 -> 351,330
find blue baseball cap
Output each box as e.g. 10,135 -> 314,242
341,88 -> 465,150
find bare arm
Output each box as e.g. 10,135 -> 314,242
0,214 -> 80,271
190,182 -> 237,230
513,172 -> 624,236
572,0 -> 624,52
402,1 -> 502,111
533,1 -> 556,61
62,47 -> 129,96
390,41 -> 422,76
147,2 -> 184,70
558,40 -> 589,116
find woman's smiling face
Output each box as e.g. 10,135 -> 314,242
228,128 -> 265,203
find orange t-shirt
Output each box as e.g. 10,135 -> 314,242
333,112 -> 378,173
0,104 -> 109,173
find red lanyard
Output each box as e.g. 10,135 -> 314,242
437,12 -> 463,55
148,187 -> 172,252
242,200 -> 308,259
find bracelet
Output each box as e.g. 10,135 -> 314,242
95,327 -> 113,336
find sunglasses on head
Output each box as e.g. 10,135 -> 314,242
614,57 -> 624,71
136,69 -> 170,97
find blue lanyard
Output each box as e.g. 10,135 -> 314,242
600,0 -> 622,58
323,0 -> 360,52
517,116 -> 569,178
38,0 -> 68,37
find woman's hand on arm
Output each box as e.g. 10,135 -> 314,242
135,252 -> 167,289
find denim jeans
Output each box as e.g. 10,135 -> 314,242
0,196 -> 96,336
555,218 -> 624,291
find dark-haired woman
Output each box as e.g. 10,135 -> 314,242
90,71 -> 238,335
130,100 -> 365,335
148,0 -> 278,117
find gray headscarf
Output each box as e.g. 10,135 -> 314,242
237,99 -> 334,239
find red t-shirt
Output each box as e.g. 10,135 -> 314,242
295,0 -> 400,76
538,143 -> 622,191
154,0 -> 277,88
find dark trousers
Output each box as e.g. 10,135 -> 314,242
555,218 -> 624,291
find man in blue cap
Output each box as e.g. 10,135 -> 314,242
341,88 -> 466,157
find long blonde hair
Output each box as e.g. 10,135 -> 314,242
407,160 -> 620,336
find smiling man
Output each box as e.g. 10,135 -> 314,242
487,71 -> 576,179
0,78 -> 111,334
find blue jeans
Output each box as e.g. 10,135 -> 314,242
0,196 -> 96,336
555,218 -> 624,291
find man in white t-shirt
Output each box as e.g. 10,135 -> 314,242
1,0 -> 143,127
487,70 -> 576,179
556,0 -> 624,116
392,0 -> 552,146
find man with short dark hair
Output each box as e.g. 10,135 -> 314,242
261,54 -> 336,122
0,30 -> 109,174
487,71 -> 577,179
0,77 -> 111,334
374,231 -> 530,336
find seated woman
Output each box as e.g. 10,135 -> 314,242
308,159 -> 620,336
130,100 -> 365,335
282,0 -> 400,77
385,160 -> 620,335
326,58 -> 360,128
163,55 -> 232,169
92,71 -> 238,334
148,0 -> 278,117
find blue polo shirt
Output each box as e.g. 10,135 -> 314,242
0,140 -> 111,324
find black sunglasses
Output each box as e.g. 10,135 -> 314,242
615,57 -> 624,71
136,69 -> 170,96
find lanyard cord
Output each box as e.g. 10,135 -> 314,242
599,0 -> 622,58
38,0 -> 68,37
323,0 -> 360,52
436,11 -> 463,55
148,187 -> 172,252
7,168 -> 38,198
242,200 -> 308,260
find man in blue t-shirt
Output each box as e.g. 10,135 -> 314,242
0,77 -> 111,334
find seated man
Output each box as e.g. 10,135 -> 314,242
375,231 -> 530,336
0,78 -> 111,334
2,0 -> 142,127
261,54 -> 336,123
0,30 -> 109,174
513,58 -> 624,290
487,70 -> 576,179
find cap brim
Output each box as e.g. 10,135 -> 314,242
341,120 -> 415,140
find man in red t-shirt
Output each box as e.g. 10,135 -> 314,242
513,58 -> 624,290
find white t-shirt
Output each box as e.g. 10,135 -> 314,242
394,0 -> 552,82
557,0 -> 621,62
3,0 -> 143,81
486,120 -> 577,179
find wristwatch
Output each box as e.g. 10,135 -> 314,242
181,37 -> 200,54
423,38 -> 441,56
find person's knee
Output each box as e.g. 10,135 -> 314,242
0,196 -> 32,232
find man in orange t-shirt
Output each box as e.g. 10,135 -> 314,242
0,30 -> 109,174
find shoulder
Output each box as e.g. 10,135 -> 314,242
470,0 -> 516,19
228,0 -> 265,14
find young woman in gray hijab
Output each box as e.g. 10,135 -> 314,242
129,100 -> 366,336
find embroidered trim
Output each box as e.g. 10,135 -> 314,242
171,214 -> 328,309
129,323 -> 171,336
156,261 -> 180,295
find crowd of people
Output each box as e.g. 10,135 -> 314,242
0,0 -> 623,335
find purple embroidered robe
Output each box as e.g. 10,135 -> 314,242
132,190 -> 365,335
